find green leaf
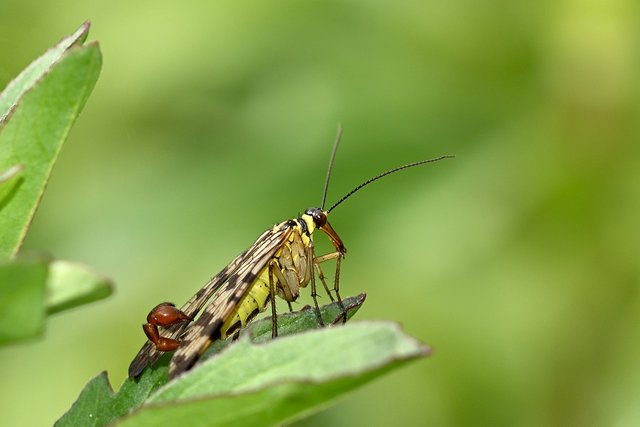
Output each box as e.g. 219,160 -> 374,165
0,260 -> 48,344
124,321 -> 429,427
0,26 -> 102,258
0,22 -> 89,119
56,295 -> 430,427
46,260 -> 113,315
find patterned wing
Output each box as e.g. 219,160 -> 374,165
168,222 -> 294,378
128,225 -> 287,378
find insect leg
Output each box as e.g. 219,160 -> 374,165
307,241 -> 325,326
268,259 -> 278,338
314,252 -> 346,323
334,254 -> 346,323
313,262 -> 335,302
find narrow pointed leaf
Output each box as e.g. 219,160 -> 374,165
0,39 -> 102,257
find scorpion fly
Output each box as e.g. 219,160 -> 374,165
128,126 -> 453,379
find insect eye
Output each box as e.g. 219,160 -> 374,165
313,210 -> 327,227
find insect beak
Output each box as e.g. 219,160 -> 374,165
319,221 -> 346,255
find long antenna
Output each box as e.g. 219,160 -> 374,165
320,124 -> 343,210
327,155 -> 455,213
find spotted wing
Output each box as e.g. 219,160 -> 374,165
128,223 -> 289,378
168,222 -> 294,379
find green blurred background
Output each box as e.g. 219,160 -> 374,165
1,1 -> 639,426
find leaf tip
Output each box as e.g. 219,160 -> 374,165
73,21 -> 91,45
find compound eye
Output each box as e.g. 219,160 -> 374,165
313,210 -> 327,227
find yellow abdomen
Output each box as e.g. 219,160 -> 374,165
219,265 -> 272,338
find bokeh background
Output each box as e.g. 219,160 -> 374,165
1,1 -> 639,426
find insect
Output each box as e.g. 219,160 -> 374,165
128,126 -> 453,379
